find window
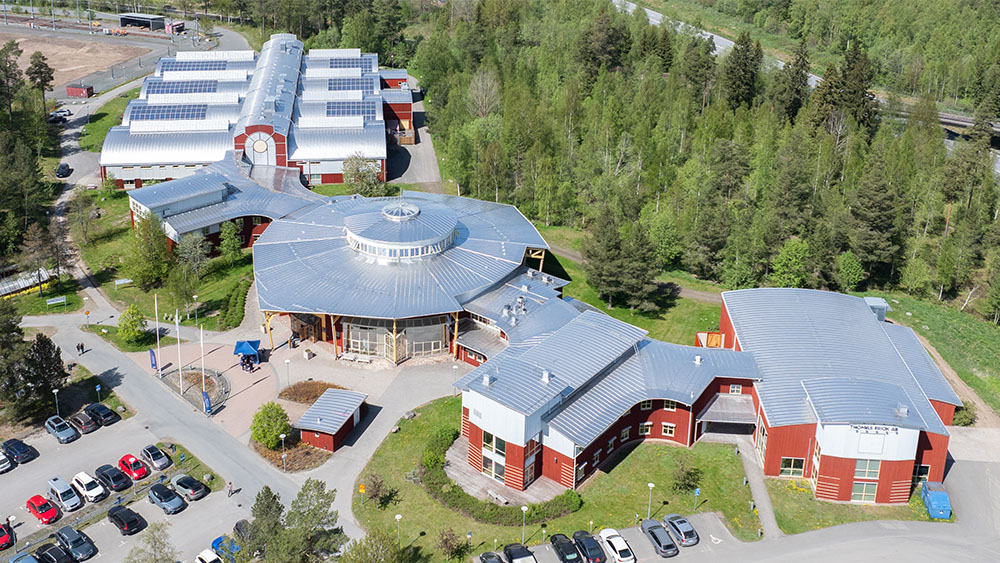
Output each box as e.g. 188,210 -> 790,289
729,384 -> 743,394
855,459 -> 881,479
779,458 -> 805,477
663,400 -> 677,411
575,463 -> 586,481
851,482 -> 877,502
607,437 -> 616,454
525,439 -> 540,458
201,227 -> 210,236
621,427 -> 630,441
482,432 -> 506,457
639,422 -> 652,436
253,217 -> 262,225
913,464 -> 930,484
640,400 -> 653,410
662,423 -> 675,437
482,458 -> 505,483
592,451 -> 600,467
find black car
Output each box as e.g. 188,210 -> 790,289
34,543 -> 72,563
502,543 -> 537,563
1,439 -> 36,464
54,163 -> 71,178
95,464 -> 131,492
45,115 -> 66,124
83,403 -> 117,426
479,553 -> 503,563
234,519 -> 251,542
550,534 -> 581,562
107,506 -> 142,535
571,531 -> 606,563
641,519 -> 678,558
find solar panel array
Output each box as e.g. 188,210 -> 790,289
327,77 -> 377,92
161,60 -> 228,72
325,100 -> 377,121
130,104 -> 209,121
146,80 -> 219,94
328,58 -> 374,72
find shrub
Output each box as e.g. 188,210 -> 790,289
418,425 -> 582,525
218,278 -> 252,329
117,304 -> 148,344
953,400 -> 977,426
673,460 -> 702,493
251,402 -> 292,449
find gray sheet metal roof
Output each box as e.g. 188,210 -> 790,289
696,393 -> 756,424
545,340 -> 759,447
380,69 -> 408,79
294,389 -> 367,435
286,124 -> 387,161
455,319 -> 508,357
883,323 -> 961,406
236,34 -> 303,138
722,288 -> 950,435
461,269 -> 567,323
380,89 -> 413,104
801,378 -> 924,428
99,127 -> 234,166
456,312 -> 646,416
128,172 -> 226,211
253,191 -> 548,319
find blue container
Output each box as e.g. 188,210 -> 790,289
920,481 -> 952,519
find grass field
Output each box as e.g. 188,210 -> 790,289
767,479 -> 951,534
69,364 -> 135,420
550,253 -> 720,345
8,276 -> 84,315
83,324 -> 179,353
79,87 -> 140,152
354,396 -> 760,559
156,441 -> 226,492
534,224 -> 585,255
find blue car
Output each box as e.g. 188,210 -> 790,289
211,536 -> 240,563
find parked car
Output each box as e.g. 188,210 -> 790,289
44,417 -> 78,444
47,477 -> 82,512
54,163 -> 72,178
54,526 -> 96,561
67,412 -> 98,434
45,115 -> 66,124
0,522 -> 15,551
71,471 -> 107,503
83,403 -> 117,426
2,438 -> 36,464
550,533 -> 581,562
502,543 -> 537,563
148,483 -> 185,514
478,553 -> 503,563
118,454 -> 148,480
26,495 -> 59,524
233,519 -> 251,542
663,514 -> 699,547
0,452 -> 12,473
641,520 -> 678,558
572,531 -> 607,563
32,544 -> 71,563
107,506 -> 142,535
211,536 -> 240,563
10,555 -> 41,562
141,444 -> 171,470
51,108 -> 71,117
195,549 -> 222,563
597,529 -> 635,563
171,473 -> 208,501
94,464 -> 130,492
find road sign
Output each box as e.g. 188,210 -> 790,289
695,488 -> 701,496
95,384 -> 101,392
84,310 -> 90,316
179,453 -> 185,465
359,484 -> 366,494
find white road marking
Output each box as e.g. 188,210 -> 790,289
711,534 -> 722,544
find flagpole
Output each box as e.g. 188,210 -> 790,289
154,295 -> 161,378
200,325 -> 205,393
176,310 -> 182,394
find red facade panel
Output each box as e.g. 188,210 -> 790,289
467,421 -> 484,473
719,301 -> 740,351
461,407 -> 470,439
300,429 -> 334,451
503,442 -> 526,491
929,400 -> 956,426
815,455 -> 913,503
814,454 -> 854,500
540,445 -> 574,488
761,422 -> 816,476
916,431 -> 950,483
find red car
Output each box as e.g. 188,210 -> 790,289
118,455 -> 148,480
0,522 -> 14,550
26,494 -> 59,524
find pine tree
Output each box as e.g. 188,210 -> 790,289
771,39 -> 810,122
219,220 -> 243,266
25,51 -> 54,111
984,257 -> 1000,324
581,211 -> 622,308
656,25 -> 674,72
124,213 -> 169,290
23,333 -> 67,410
723,32 -> 763,109
619,226 -> 660,312
838,42 -> 877,130
849,145 -> 900,283
0,41 -> 24,123
19,222 -> 48,295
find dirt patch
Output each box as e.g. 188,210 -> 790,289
278,380 -> 346,404
251,437 -> 330,472
0,32 -> 149,87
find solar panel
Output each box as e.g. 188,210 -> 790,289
161,60 -> 227,72
146,80 -> 219,94
325,100 -> 377,121
327,77 -> 377,92
130,104 -> 209,121
328,58 -> 374,72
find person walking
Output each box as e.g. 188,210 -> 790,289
227,482 -> 233,497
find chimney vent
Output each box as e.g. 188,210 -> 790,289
482,374 -> 491,387
694,355 -> 702,366
541,369 -> 550,384
896,403 -> 909,417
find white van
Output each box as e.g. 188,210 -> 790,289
47,477 -> 83,511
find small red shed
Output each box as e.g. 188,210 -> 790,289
294,389 -> 368,452
66,84 -> 94,98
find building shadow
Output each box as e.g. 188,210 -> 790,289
385,143 -> 412,182
342,404 -> 383,448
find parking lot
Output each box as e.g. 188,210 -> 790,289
2,413 -> 247,560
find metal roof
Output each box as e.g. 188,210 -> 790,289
236,34 -> 303,138
545,340 -> 759,447
801,378 -> 925,428
455,319 -> 508,357
253,191 -> 547,319
99,127 -> 234,166
128,172 -> 228,211
696,393 -> 757,424
118,12 -> 164,19
380,89 -> 413,104
882,323 -> 962,406
722,288 -> 951,435
294,389 -> 367,435
380,69 -> 408,79
286,124 -> 387,161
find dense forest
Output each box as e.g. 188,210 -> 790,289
409,0 -> 1000,322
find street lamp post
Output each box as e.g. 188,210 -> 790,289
192,295 -> 198,326
647,482 -> 655,519
520,505 -> 528,543
395,514 -> 402,549
53,389 -> 60,418
279,433 -> 286,471
284,359 -> 290,388
466,531 -> 471,554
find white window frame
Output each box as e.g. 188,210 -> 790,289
592,451 -> 600,467
851,481 -> 877,503
779,457 -> 805,477
640,400 -> 653,410
663,400 -> 677,411
621,427 -> 630,441
482,431 -> 506,458
855,459 -> 880,480
662,423 -> 675,437
607,437 -> 616,454
639,422 -> 652,436
730,384 -> 742,394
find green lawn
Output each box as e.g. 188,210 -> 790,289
870,291 -> 1000,416
68,364 -> 135,420
9,276 -> 84,315
534,225 -> 584,255
83,324 -> 179,353
157,441 -> 226,492
78,87 -> 140,152
659,269 -> 725,294
767,479 -> 950,534
354,397 -> 760,559
311,184 -> 356,197
73,191 -> 255,331
550,253 -> 720,345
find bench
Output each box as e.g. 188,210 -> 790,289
341,353 -> 357,362
356,354 -> 372,364
487,489 -> 509,505
45,296 -> 66,310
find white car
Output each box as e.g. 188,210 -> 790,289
71,471 -> 107,503
598,529 -> 636,563
195,549 -> 222,563
51,108 -> 71,117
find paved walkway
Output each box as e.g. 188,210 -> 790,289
699,432 -> 782,539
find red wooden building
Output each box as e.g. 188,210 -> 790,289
294,389 -> 368,452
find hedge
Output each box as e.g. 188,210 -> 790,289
419,427 -> 583,526
218,277 -> 252,329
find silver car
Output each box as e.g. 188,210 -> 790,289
663,514 -> 699,547
141,445 -> 171,471
44,416 -> 79,444
147,483 -> 185,514
55,526 -> 96,560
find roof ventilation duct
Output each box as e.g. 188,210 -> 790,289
482,374 -> 491,387
541,369 -> 550,384
896,403 -> 909,417
693,355 -> 702,366
526,270 -> 535,278
501,305 -> 511,318
542,275 -> 551,284
510,316 -> 518,327
521,284 -> 529,292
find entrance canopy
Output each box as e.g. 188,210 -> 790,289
697,393 -> 756,424
234,340 -> 261,362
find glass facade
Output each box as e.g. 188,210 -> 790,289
342,316 -> 448,363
